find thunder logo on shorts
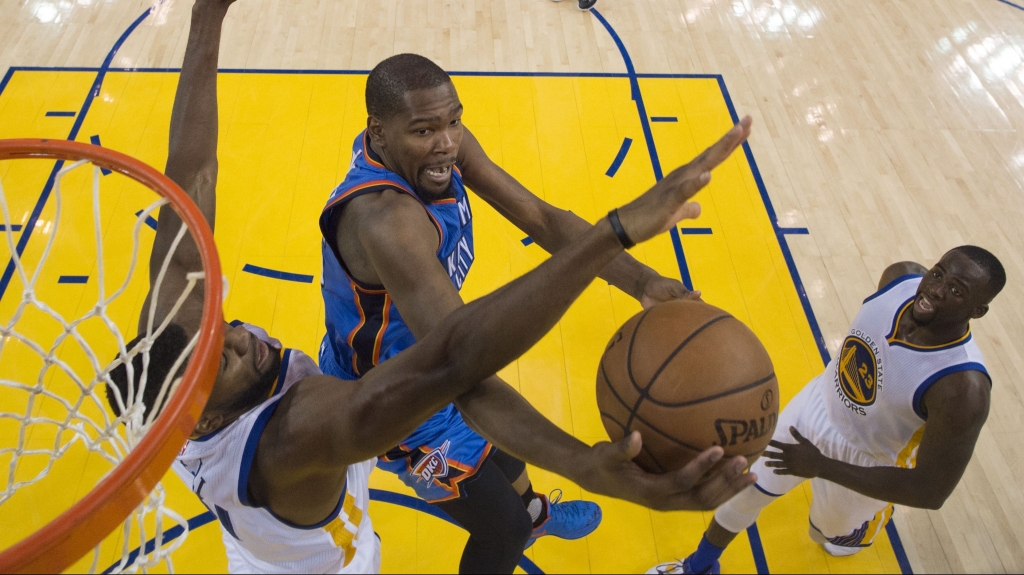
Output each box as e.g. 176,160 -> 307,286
838,335 -> 879,406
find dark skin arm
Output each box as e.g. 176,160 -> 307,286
877,261 -> 928,291
456,128 -> 700,306
254,119 -> 757,526
763,369 -> 990,509
138,0 -> 230,336
336,119 -> 748,496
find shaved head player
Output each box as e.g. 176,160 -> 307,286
319,53 -> 703,574
649,248 -> 1005,574
107,0 -> 759,572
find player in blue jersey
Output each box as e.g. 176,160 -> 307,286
319,54 -> 704,573
104,1 -> 760,571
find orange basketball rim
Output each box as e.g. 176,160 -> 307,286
0,139 -> 224,573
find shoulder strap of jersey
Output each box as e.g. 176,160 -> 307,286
911,362 -> 991,419
319,131 -> 445,277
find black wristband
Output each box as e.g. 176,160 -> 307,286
607,208 -> 635,249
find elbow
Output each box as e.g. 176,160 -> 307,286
910,490 -> 950,511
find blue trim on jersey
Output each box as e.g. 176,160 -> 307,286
753,482 -> 782,497
229,319 -> 245,327
190,426 -> 226,442
863,274 -> 922,304
237,398 -> 281,506
886,298 -> 975,352
235,389 -> 350,530
273,349 -> 291,397
912,362 -> 990,420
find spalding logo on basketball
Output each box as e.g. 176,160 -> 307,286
596,300 -> 779,472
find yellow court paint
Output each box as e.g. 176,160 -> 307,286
0,70 -> 902,574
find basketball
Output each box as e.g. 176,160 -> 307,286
597,299 -> 779,473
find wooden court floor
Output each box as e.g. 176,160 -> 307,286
1,0 -> 1023,573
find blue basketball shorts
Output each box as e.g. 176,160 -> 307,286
376,410 -> 495,503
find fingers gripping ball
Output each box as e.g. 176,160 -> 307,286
596,300 -> 779,473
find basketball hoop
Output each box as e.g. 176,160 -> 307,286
0,139 -> 224,573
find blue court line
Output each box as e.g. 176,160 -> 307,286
680,227 -> 713,235
886,519 -> 914,574
45,111 -> 77,117
591,8 -> 693,292
746,524 -> 770,574
605,137 -> 633,177
0,67 -> 15,99
369,489 -> 545,574
242,263 -> 315,283
0,5 -> 156,304
3,65 -> 727,80
101,511 -> 217,574
779,227 -> 809,235
57,275 -> 88,284
89,135 -> 112,175
714,72 -> 914,575
997,0 -> 1024,11
714,78 -> 829,367
0,225 -> 23,232
133,209 -> 158,231
103,490 -> 547,574
651,116 -> 678,122
521,236 -> 534,246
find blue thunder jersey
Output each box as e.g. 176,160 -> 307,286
318,131 -> 474,444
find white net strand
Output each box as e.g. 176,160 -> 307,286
0,156 -> 206,572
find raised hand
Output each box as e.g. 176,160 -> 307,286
578,431 -> 756,511
616,116 -> 752,247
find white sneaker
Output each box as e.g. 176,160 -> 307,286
646,561 -> 685,575
823,542 -> 863,557
646,557 -> 720,574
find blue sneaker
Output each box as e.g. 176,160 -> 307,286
525,489 -> 602,548
645,557 -> 721,574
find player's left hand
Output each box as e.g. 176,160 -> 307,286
578,431 -> 756,511
763,427 -> 827,478
639,275 -> 702,308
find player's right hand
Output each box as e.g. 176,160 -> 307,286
580,430 -> 756,511
615,116 -> 752,246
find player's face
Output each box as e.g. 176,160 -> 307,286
912,251 -> 990,326
193,323 -> 279,436
379,82 -> 464,201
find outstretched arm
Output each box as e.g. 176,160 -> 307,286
138,0 -> 231,335
458,128 -> 700,307
263,118 -> 757,525
762,369 -> 990,509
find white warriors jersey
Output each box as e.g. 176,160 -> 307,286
816,274 -> 989,465
172,322 -> 380,574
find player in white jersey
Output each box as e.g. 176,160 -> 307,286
104,0 -> 762,572
649,249 -> 1006,574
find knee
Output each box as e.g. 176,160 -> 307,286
714,485 -> 776,533
471,505 -> 531,549
504,506 -> 533,547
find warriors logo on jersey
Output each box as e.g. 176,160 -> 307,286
836,332 -> 882,413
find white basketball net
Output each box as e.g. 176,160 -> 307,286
0,157 -> 210,573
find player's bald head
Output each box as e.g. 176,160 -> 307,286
366,54 -> 453,120
944,245 -> 1006,303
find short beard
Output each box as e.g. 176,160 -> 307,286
224,350 -> 282,416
